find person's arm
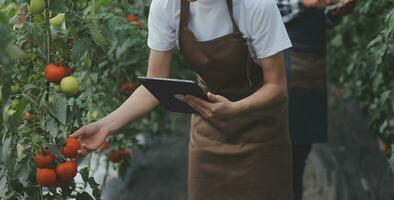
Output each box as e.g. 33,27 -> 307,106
236,53 -> 287,114
276,0 -> 331,23
277,0 -> 305,23
325,0 -> 356,28
70,49 -> 172,153
177,52 -> 287,120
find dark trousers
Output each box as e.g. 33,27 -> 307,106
292,144 -> 312,200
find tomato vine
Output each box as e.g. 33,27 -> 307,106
0,0 -> 188,199
328,0 -> 394,172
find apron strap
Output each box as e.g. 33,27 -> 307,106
180,0 -> 190,30
226,0 -> 241,33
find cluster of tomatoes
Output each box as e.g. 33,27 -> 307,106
34,138 -> 80,187
44,64 -> 80,96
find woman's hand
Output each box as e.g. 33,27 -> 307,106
69,121 -> 111,156
176,92 -> 244,120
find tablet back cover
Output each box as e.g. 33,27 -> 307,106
138,77 -> 208,114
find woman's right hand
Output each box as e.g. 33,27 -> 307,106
70,121 -> 111,156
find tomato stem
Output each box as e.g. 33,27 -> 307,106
44,0 -> 52,103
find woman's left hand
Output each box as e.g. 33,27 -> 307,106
176,92 -> 243,120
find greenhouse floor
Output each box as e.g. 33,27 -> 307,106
102,101 -> 394,200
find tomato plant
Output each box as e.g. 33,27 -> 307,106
0,0 -> 191,199
328,0 -> 394,172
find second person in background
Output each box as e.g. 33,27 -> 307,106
276,0 -> 355,199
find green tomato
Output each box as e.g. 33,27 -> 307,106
6,108 -> 16,117
50,13 -> 65,27
5,44 -> 25,60
11,99 -> 19,109
10,85 -> 20,94
60,76 -> 80,96
28,0 -> 45,15
87,111 -> 98,121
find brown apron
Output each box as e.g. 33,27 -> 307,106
179,0 -> 293,199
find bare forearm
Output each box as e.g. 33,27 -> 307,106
97,49 -> 173,134
98,86 -> 159,133
235,52 -> 288,115
236,82 -> 287,115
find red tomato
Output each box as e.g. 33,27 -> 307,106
60,137 -> 81,158
110,150 -> 130,163
34,148 -> 54,168
119,83 -> 136,94
127,15 -> 138,23
36,168 -> 57,187
56,161 -> 77,180
24,112 -> 33,121
379,139 -> 389,154
44,64 -> 65,84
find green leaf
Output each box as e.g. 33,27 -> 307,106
79,167 -> 90,182
88,177 -> 101,200
48,0 -> 68,13
49,95 -> 67,125
76,192 -> 94,200
72,39 -> 89,64
87,18 -> 109,50
380,90 -> 391,104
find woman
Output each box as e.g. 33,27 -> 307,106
71,0 -> 293,199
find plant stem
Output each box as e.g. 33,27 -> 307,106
101,160 -> 110,190
44,0 -> 52,103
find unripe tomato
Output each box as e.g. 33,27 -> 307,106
36,168 -> 57,187
11,99 -> 19,109
10,85 -> 21,94
127,15 -> 138,23
60,137 -> 81,158
49,13 -> 65,27
34,148 -> 54,167
60,76 -> 80,96
44,64 -> 65,84
56,161 -> 77,180
28,0 -> 45,15
87,111 -> 98,121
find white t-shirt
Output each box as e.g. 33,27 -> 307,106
148,0 -> 292,59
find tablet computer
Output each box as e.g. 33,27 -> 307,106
138,77 -> 209,114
